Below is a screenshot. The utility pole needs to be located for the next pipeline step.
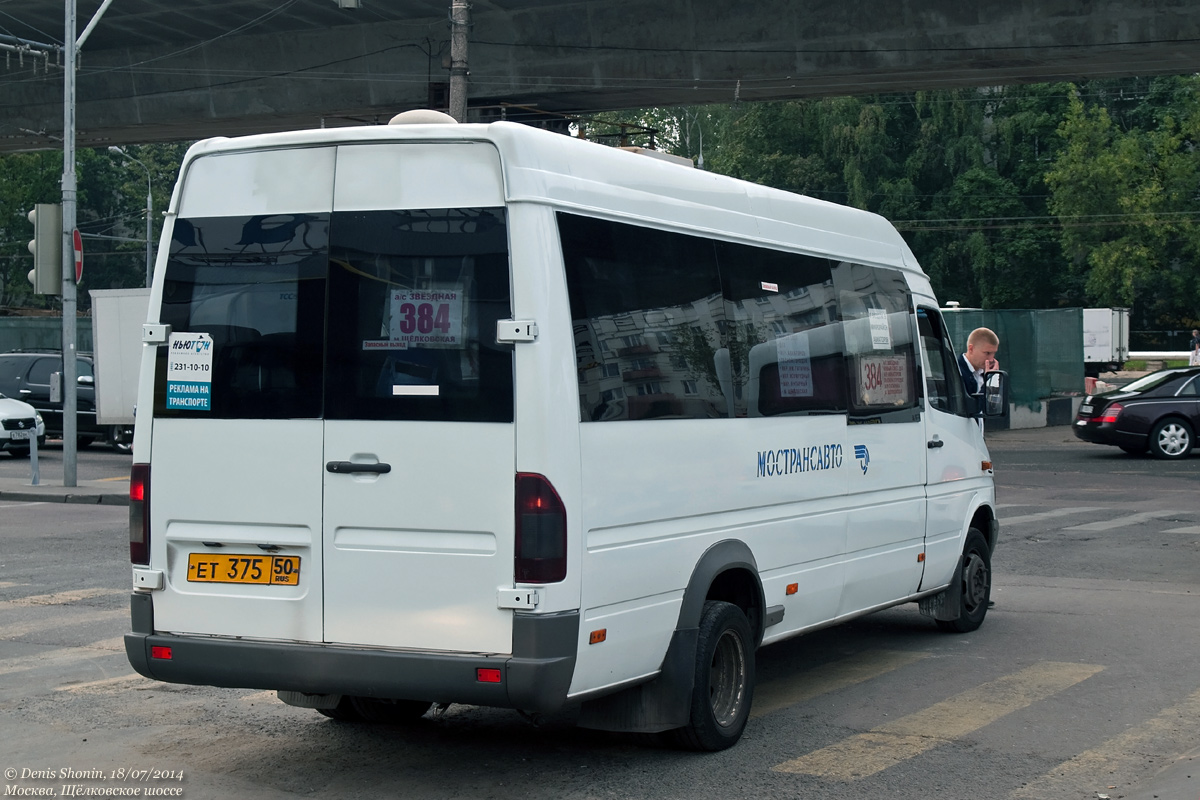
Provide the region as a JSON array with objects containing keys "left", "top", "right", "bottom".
[
  {"left": 448, "top": 0, "right": 470, "bottom": 121},
  {"left": 61, "top": 0, "right": 78, "bottom": 486},
  {"left": 58, "top": 0, "right": 113, "bottom": 486}
]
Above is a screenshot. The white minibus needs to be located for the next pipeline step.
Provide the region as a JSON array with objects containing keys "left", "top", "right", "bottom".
[{"left": 124, "top": 112, "right": 1007, "bottom": 751}]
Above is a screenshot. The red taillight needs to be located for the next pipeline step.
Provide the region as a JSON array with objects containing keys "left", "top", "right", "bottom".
[
  {"left": 129, "top": 463, "right": 150, "bottom": 565},
  {"left": 476, "top": 668, "right": 502, "bottom": 683},
  {"left": 515, "top": 473, "right": 566, "bottom": 584},
  {"left": 150, "top": 646, "right": 172, "bottom": 660},
  {"left": 1097, "top": 403, "right": 1123, "bottom": 424}
]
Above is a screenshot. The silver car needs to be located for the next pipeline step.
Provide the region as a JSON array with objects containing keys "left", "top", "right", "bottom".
[{"left": 0, "top": 391, "right": 46, "bottom": 457}]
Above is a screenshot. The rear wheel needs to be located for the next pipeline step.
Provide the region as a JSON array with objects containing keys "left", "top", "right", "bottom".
[
  {"left": 671, "top": 600, "right": 755, "bottom": 751},
  {"left": 1148, "top": 418, "right": 1193, "bottom": 460},
  {"left": 936, "top": 529, "right": 991, "bottom": 633}
]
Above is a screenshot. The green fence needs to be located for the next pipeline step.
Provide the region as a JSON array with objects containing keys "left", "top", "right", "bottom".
[{"left": 943, "top": 308, "right": 1084, "bottom": 408}]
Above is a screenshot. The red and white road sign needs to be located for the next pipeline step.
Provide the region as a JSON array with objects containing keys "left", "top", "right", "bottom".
[{"left": 72, "top": 228, "right": 83, "bottom": 282}]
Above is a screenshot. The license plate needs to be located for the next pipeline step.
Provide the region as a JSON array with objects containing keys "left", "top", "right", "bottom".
[
  {"left": 187, "top": 553, "right": 300, "bottom": 586},
  {"left": 1079, "top": 404, "right": 1093, "bottom": 415},
  {"left": 10, "top": 430, "right": 32, "bottom": 440}
]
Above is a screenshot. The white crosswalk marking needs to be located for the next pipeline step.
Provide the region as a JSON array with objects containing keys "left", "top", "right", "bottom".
[
  {"left": 0, "top": 608, "right": 125, "bottom": 640},
  {"left": 1163, "top": 525, "right": 1200, "bottom": 534},
  {"left": 0, "top": 637, "right": 125, "bottom": 676},
  {"left": 1064, "top": 510, "right": 1186, "bottom": 531},
  {"left": 773, "top": 662, "right": 1104, "bottom": 780},
  {"left": 3, "top": 588, "right": 124, "bottom": 607},
  {"left": 1009, "top": 686, "right": 1200, "bottom": 799},
  {"left": 1002, "top": 507, "right": 1103, "bottom": 525}
]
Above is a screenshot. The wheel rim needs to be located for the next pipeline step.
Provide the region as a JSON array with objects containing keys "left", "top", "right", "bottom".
[
  {"left": 708, "top": 629, "right": 747, "bottom": 728},
  {"left": 961, "top": 550, "right": 990, "bottom": 613},
  {"left": 1156, "top": 423, "right": 1190, "bottom": 457}
]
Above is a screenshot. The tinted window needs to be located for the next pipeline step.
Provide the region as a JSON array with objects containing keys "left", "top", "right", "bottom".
[
  {"left": 560, "top": 213, "right": 727, "bottom": 421},
  {"left": 561, "top": 213, "right": 920, "bottom": 424},
  {"left": 717, "top": 243, "right": 847, "bottom": 418},
  {"left": 325, "top": 208, "right": 513, "bottom": 423},
  {"left": 155, "top": 209, "right": 513, "bottom": 423},
  {"left": 155, "top": 215, "right": 328, "bottom": 418},
  {"left": 833, "top": 262, "right": 919, "bottom": 423}
]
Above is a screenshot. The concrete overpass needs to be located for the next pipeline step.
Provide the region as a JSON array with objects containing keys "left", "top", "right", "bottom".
[{"left": 2, "top": 0, "right": 1199, "bottom": 152}]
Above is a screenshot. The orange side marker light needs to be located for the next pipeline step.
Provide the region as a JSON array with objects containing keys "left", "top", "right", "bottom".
[{"left": 589, "top": 629, "right": 607, "bottom": 645}]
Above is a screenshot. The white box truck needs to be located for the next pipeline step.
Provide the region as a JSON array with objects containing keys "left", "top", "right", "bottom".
[{"left": 1083, "top": 307, "right": 1130, "bottom": 378}]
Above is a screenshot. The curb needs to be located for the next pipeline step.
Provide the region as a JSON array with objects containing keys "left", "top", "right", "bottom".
[{"left": 0, "top": 489, "right": 128, "bottom": 506}]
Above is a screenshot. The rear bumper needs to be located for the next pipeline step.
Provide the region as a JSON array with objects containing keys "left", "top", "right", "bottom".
[
  {"left": 1072, "top": 420, "right": 1144, "bottom": 449},
  {"left": 124, "top": 593, "right": 578, "bottom": 714}
]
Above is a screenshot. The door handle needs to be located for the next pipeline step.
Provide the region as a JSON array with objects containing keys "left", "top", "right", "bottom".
[
  {"left": 927, "top": 439, "right": 944, "bottom": 449},
  {"left": 326, "top": 461, "right": 392, "bottom": 475}
]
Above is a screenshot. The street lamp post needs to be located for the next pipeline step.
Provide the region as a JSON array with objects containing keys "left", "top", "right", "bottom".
[{"left": 108, "top": 146, "right": 152, "bottom": 286}]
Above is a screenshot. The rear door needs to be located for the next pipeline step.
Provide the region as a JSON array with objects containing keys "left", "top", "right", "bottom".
[
  {"left": 149, "top": 146, "right": 335, "bottom": 643},
  {"left": 320, "top": 143, "right": 516, "bottom": 653}
]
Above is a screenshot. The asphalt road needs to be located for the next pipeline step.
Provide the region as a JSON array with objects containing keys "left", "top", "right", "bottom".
[{"left": 1, "top": 426, "right": 1198, "bottom": 800}]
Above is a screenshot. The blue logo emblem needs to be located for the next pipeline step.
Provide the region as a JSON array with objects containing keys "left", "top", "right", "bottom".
[{"left": 853, "top": 444, "right": 870, "bottom": 474}]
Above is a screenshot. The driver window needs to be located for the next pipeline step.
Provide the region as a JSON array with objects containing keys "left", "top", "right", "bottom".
[{"left": 916, "top": 308, "right": 970, "bottom": 417}]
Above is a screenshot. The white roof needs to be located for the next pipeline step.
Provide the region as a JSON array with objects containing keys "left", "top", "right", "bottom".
[{"left": 180, "top": 120, "right": 926, "bottom": 277}]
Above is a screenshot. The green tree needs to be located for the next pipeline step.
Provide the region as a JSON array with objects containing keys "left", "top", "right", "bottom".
[
  {"left": 0, "top": 143, "right": 187, "bottom": 313},
  {"left": 1045, "top": 81, "right": 1200, "bottom": 327}
]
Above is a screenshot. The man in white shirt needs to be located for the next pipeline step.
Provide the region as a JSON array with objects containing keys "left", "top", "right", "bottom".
[{"left": 957, "top": 327, "right": 1000, "bottom": 416}]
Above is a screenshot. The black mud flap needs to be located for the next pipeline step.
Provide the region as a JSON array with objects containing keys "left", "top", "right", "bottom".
[
  {"left": 576, "top": 628, "right": 697, "bottom": 733},
  {"left": 919, "top": 553, "right": 964, "bottom": 622}
]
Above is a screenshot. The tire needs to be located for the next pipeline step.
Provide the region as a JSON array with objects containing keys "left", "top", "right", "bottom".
[
  {"left": 346, "top": 696, "right": 430, "bottom": 724},
  {"left": 1148, "top": 418, "right": 1193, "bottom": 460},
  {"left": 671, "top": 600, "right": 755, "bottom": 751},
  {"left": 936, "top": 528, "right": 992, "bottom": 633},
  {"left": 108, "top": 425, "right": 133, "bottom": 454}
]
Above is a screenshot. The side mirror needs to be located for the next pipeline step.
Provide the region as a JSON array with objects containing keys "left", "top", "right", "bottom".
[{"left": 983, "top": 370, "right": 1008, "bottom": 417}]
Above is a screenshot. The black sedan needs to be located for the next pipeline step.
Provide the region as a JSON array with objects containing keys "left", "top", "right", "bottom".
[{"left": 1073, "top": 366, "right": 1200, "bottom": 459}]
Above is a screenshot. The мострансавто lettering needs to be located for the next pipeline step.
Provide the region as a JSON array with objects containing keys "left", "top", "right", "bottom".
[{"left": 756, "top": 444, "right": 843, "bottom": 477}]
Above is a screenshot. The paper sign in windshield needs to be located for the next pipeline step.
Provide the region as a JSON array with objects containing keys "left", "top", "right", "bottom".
[
  {"left": 869, "top": 308, "right": 892, "bottom": 349},
  {"left": 364, "top": 289, "right": 464, "bottom": 350},
  {"left": 166, "top": 332, "right": 214, "bottom": 410},
  {"left": 859, "top": 354, "right": 909, "bottom": 405},
  {"left": 776, "top": 332, "right": 814, "bottom": 398}
]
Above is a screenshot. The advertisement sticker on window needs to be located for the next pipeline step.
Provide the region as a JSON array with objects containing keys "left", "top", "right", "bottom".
[{"left": 166, "top": 332, "right": 214, "bottom": 410}]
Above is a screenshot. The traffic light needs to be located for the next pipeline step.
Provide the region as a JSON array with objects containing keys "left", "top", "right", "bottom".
[{"left": 27, "top": 203, "right": 63, "bottom": 295}]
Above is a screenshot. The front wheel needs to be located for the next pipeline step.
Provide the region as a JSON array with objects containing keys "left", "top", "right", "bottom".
[
  {"left": 671, "top": 600, "right": 755, "bottom": 751},
  {"left": 1148, "top": 418, "right": 1193, "bottom": 460},
  {"left": 936, "top": 529, "right": 992, "bottom": 633}
]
